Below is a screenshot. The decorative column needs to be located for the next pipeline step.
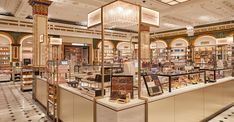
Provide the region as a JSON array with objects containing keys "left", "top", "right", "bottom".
[
  {"left": 140, "top": 25, "right": 151, "bottom": 71},
  {"left": 29, "top": 0, "right": 52, "bottom": 68},
  {"left": 11, "top": 44, "right": 20, "bottom": 62}
]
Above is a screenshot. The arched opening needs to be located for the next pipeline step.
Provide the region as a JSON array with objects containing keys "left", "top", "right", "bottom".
[
  {"left": 170, "top": 38, "right": 189, "bottom": 67},
  {"left": 0, "top": 34, "right": 13, "bottom": 82},
  {"left": 170, "top": 38, "right": 189, "bottom": 48},
  {"left": 151, "top": 40, "right": 168, "bottom": 63},
  {"left": 0, "top": 34, "right": 12, "bottom": 65},
  {"left": 150, "top": 40, "right": 167, "bottom": 49},
  {"left": 194, "top": 36, "right": 216, "bottom": 46},
  {"left": 20, "top": 35, "right": 33, "bottom": 65},
  {"left": 193, "top": 36, "right": 217, "bottom": 69},
  {"left": 116, "top": 42, "right": 134, "bottom": 62}
]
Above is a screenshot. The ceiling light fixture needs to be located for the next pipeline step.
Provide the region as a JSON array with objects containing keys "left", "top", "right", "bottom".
[
  {"left": 168, "top": 1, "right": 178, "bottom": 5},
  {"left": 198, "top": 16, "right": 214, "bottom": 22},
  {"left": 0, "top": 7, "right": 6, "bottom": 13},
  {"left": 163, "top": 23, "right": 181, "bottom": 28},
  {"left": 103, "top": 1, "right": 139, "bottom": 28},
  {"left": 160, "top": 0, "right": 188, "bottom": 6}
]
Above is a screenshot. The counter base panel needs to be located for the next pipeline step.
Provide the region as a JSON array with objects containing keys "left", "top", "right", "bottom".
[
  {"left": 59, "top": 87, "right": 94, "bottom": 122},
  {"left": 35, "top": 78, "right": 47, "bottom": 108},
  {"left": 148, "top": 79, "right": 234, "bottom": 122},
  {"left": 96, "top": 104, "right": 145, "bottom": 122}
]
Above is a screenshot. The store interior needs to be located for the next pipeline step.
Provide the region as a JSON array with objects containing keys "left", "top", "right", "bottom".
[{"left": 0, "top": 0, "right": 233, "bottom": 122}]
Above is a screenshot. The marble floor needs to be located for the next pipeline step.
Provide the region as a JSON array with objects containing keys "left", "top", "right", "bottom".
[
  {"left": 0, "top": 82, "right": 50, "bottom": 122},
  {"left": 209, "top": 106, "right": 234, "bottom": 122}
]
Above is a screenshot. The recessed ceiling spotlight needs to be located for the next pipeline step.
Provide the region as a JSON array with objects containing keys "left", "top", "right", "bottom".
[
  {"left": 163, "top": 23, "right": 181, "bottom": 28},
  {"left": 198, "top": 16, "right": 213, "bottom": 22},
  {"left": 0, "top": 7, "right": 6, "bottom": 13}
]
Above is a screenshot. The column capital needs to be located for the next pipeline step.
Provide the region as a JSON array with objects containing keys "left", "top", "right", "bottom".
[
  {"left": 140, "top": 24, "right": 150, "bottom": 32},
  {"left": 28, "top": 0, "right": 52, "bottom": 16}
]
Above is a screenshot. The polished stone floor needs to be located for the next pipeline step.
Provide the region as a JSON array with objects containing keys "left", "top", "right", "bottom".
[
  {"left": 209, "top": 106, "right": 234, "bottom": 122},
  {"left": 0, "top": 82, "right": 50, "bottom": 122}
]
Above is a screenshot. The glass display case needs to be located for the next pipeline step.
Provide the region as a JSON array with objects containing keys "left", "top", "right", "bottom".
[
  {"left": 196, "top": 45, "right": 233, "bottom": 82},
  {"left": 201, "top": 68, "right": 232, "bottom": 82},
  {"left": 156, "top": 70, "right": 206, "bottom": 92}
]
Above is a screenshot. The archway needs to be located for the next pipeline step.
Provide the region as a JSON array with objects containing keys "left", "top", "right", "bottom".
[
  {"left": 194, "top": 35, "right": 216, "bottom": 46},
  {"left": 170, "top": 38, "right": 189, "bottom": 48},
  {"left": 20, "top": 35, "right": 33, "bottom": 63},
  {"left": 193, "top": 35, "right": 217, "bottom": 68},
  {"left": 150, "top": 40, "right": 167, "bottom": 49},
  {"left": 116, "top": 42, "right": 134, "bottom": 62},
  {"left": 0, "top": 33, "right": 13, "bottom": 65}
]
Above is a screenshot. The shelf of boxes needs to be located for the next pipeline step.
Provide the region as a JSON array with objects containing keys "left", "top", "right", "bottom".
[{"left": 21, "top": 66, "right": 33, "bottom": 91}]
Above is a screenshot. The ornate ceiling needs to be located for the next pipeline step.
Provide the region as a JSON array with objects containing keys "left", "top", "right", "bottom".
[{"left": 0, "top": 0, "right": 233, "bottom": 33}]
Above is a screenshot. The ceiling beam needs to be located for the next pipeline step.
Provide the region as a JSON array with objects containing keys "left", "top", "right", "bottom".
[{"left": 15, "top": 0, "right": 30, "bottom": 18}]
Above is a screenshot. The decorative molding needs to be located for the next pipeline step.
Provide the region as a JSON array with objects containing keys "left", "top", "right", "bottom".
[
  {"left": 151, "top": 22, "right": 234, "bottom": 38},
  {"left": 28, "top": 0, "right": 52, "bottom": 16},
  {"left": 0, "top": 16, "right": 136, "bottom": 42}
]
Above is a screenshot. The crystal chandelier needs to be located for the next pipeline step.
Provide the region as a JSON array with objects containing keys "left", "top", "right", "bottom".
[{"left": 103, "top": 1, "right": 139, "bottom": 29}]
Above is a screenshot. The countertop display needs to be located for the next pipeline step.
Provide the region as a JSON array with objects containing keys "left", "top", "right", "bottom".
[
  {"left": 59, "top": 84, "right": 94, "bottom": 101},
  {"left": 146, "top": 76, "right": 234, "bottom": 102},
  {"left": 58, "top": 76, "right": 234, "bottom": 110}
]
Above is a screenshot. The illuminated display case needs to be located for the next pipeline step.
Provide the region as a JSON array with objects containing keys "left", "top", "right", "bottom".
[{"left": 156, "top": 70, "right": 206, "bottom": 92}]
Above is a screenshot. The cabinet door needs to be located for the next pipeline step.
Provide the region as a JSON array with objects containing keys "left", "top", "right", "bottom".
[
  {"left": 59, "top": 88, "right": 74, "bottom": 122},
  {"left": 148, "top": 97, "right": 174, "bottom": 122},
  {"left": 74, "top": 95, "right": 93, "bottom": 122}
]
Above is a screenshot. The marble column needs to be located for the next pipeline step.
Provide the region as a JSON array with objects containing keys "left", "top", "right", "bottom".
[{"left": 29, "top": 0, "right": 52, "bottom": 68}]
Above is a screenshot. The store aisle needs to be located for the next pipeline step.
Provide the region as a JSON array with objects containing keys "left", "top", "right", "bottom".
[
  {"left": 0, "top": 82, "right": 50, "bottom": 122},
  {"left": 209, "top": 106, "right": 234, "bottom": 122}
]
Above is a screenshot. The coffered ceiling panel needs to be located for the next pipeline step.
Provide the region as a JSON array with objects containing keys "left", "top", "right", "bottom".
[{"left": 0, "top": 0, "right": 233, "bottom": 33}]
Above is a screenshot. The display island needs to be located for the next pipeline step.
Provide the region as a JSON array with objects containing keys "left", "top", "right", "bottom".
[{"left": 57, "top": 75, "right": 234, "bottom": 122}]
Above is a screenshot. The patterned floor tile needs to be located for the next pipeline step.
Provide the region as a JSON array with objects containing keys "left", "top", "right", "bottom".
[{"left": 0, "top": 82, "right": 51, "bottom": 122}]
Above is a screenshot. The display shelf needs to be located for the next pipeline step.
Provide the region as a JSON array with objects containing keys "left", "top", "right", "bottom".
[
  {"left": 98, "top": 41, "right": 115, "bottom": 64},
  {"left": 0, "top": 66, "right": 12, "bottom": 82},
  {"left": 193, "top": 46, "right": 216, "bottom": 69},
  {"left": 118, "top": 49, "right": 133, "bottom": 62},
  {"left": 0, "top": 47, "right": 10, "bottom": 65},
  {"left": 99, "top": 49, "right": 114, "bottom": 63},
  {"left": 47, "top": 44, "right": 70, "bottom": 121},
  {"left": 21, "top": 66, "right": 33, "bottom": 91},
  {"left": 13, "top": 66, "right": 21, "bottom": 82}
]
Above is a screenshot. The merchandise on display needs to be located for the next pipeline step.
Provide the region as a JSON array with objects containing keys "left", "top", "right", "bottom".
[{"left": 0, "top": 0, "right": 233, "bottom": 122}]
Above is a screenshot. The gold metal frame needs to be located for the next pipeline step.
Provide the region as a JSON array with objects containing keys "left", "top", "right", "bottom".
[{"left": 88, "top": 1, "right": 159, "bottom": 121}]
